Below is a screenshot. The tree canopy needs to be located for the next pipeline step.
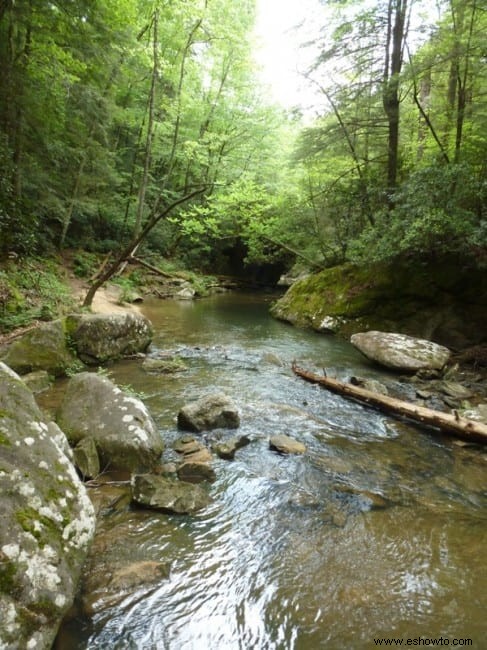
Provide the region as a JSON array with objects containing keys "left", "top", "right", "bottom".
[{"left": 0, "top": 0, "right": 485, "bottom": 273}]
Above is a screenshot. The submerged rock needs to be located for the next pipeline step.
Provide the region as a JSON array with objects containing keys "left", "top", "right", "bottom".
[
  {"left": 269, "top": 434, "right": 306, "bottom": 455},
  {"left": 177, "top": 393, "right": 240, "bottom": 432},
  {"left": 131, "top": 473, "right": 211, "bottom": 514},
  {"left": 142, "top": 356, "right": 187, "bottom": 373},
  {"left": 0, "top": 362, "right": 95, "bottom": 650},
  {"left": 57, "top": 372, "right": 163, "bottom": 472},
  {"left": 65, "top": 312, "right": 153, "bottom": 364},
  {"left": 351, "top": 331, "right": 451, "bottom": 372},
  {"left": 213, "top": 435, "right": 251, "bottom": 460}
]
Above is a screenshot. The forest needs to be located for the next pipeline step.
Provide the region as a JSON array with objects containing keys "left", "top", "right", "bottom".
[{"left": 0, "top": 0, "right": 486, "bottom": 287}]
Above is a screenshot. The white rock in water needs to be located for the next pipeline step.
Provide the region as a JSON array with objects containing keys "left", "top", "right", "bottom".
[{"left": 350, "top": 331, "right": 451, "bottom": 372}]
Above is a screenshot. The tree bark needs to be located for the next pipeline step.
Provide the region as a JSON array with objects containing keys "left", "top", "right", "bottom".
[{"left": 292, "top": 363, "right": 487, "bottom": 444}]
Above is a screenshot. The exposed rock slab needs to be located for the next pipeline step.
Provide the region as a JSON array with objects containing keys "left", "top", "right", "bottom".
[
  {"left": 177, "top": 393, "right": 240, "bottom": 432},
  {"left": 57, "top": 372, "right": 163, "bottom": 472},
  {"left": 131, "top": 473, "right": 211, "bottom": 514},
  {"left": 269, "top": 434, "right": 306, "bottom": 454},
  {"left": 66, "top": 312, "right": 153, "bottom": 364},
  {"left": 0, "top": 363, "right": 95, "bottom": 650},
  {"left": 351, "top": 331, "right": 451, "bottom": 372}
]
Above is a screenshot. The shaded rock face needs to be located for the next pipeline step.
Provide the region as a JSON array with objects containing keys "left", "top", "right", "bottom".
[
  {"left": 0, "top": 320, "right": 77, "bottom": 376},
  {"left": 0, "top": 363, "right": 96, "bottom": 650},
  {"left": 271, "top": 261, "right": 487, "bottom": 348},
  {"left": 351, "top": 331, "right": 451, "bottom": 372},
  {"left": 177, "top": 393, "right": 240, "bottom": 432},
  {"left": 131, "top": 473, "right": 211, "bottom": 514},
  {"left": 57, "top": 372, "right": 163, "bottom": 472},
  {"left": 66, "top": 312, "right": 153, "bottom": 364}
]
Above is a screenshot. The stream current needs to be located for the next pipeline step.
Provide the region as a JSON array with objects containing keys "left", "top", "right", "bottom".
[{"left": 55, "top": 293, "right": 486, "bottom": 649}]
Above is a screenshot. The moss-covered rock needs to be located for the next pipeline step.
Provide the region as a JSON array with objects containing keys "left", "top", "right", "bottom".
[
  {"left": 270, "top": 261, "right": 487, "bottom": 348},
  {"left": 0, "top": 362, "right": 95, "bottom": 650},
  {"left": 0, "top": 320, "right": 77, "bottom": 377},
  {"left": 65, "top": 312, "right": 153, "bottom": 364}
]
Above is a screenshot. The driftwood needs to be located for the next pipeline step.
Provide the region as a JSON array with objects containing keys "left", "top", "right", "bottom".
[{"left": 292, "top": 362, "right": 487, "bottom": 444}]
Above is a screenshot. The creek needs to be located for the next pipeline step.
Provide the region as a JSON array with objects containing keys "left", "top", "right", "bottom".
[{"left": 54, "top": 293, "right": 486, "bottom": 648}]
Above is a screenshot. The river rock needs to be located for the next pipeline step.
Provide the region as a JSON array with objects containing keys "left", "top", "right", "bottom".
[
  {"left": 269, "top": 434, "right": 306, "bottom": 454},
  {"left": 0, "top": 319, "right": 77, "bottom": 376},
  {"left": 177, "top": 393, "right": 240, "bottom": 432},
  {"left": 177, "top": 461, "right": 216, "bottom": 484},
  {"left": 350, "top": 331, "right": 451, "bottom": 372},
  {"left": 350, "top": 376, "right": 389, "bottom": 395},
  {"left": 142, "top": 356, "right": 187, "bottom": 373},
  {"left": 131, "top": 473, "right": 211, "bottom": 514},
  {"left": 212, "top": 435, "right": 251, "bottom": 460},
  {"left": 73, "top": 437, "right": 100, "bottom": 480},
  {"left": 0, "top": 362, "right": 96, "bottom": 650},
  {"left": 57, "top": 372, "right": 163, "bottom": 472},
  {"left": 65, "top": 312, "right": 153, "bottom": 364},
  {"left": 21, "top": 370, "right": 52, "bottom": 394}
]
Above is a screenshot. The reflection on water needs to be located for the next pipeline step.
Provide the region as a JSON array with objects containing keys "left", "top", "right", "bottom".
[{"left": 55, "top": 294, "right": 487, "bottom": 649}]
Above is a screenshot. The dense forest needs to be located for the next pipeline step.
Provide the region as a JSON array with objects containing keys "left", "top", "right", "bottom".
[{"left": 0, "top": 0, "right": 486, "bottom": 280}]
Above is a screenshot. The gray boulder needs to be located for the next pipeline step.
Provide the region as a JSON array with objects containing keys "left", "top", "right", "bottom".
[
  {"left": 0, "top": 363, "right": 95, "bottom": 650},
  {"left": 131, "top": 473, "right": 211, "bottom": 514},
  {"left": 0, "top": 320, "right": 77, "bottom": 376},
  {"left": 177, "top": 393, "right": 240, "bottom": 432},
  {"left": 57, "top": 372, "right": 163, "bottom": 472},
  {"left": 65, "top": 312, "right": 153, "bottom": 364},
  {"left": 351, "top": 331, "right": 451, "bottom": 372}
]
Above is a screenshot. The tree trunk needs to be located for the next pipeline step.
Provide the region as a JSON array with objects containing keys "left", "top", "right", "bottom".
[
  {"left": 82, "top": 187, "right": 206, "bottom": 307},
  {"left": 382, "top": 0, "right": 408, "bottom": 201},
  {"left": 292, "top": 363, "right": 487, "bottom": 444},
  {"left": 133, "top": 9, "right": 159, "bottom": 237}
]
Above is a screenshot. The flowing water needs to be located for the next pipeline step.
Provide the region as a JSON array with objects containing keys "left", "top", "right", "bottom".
[{"left": 55, "top": 293, "right": 486, "bottom": 649}]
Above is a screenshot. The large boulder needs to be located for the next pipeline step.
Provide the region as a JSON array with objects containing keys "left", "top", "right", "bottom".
[
  {"left": 177, "top": 393, "right": 240, "bottom": 432},
  {"left": 0, "top": 363, "right": 95, "bottom": 650},
  {"left": 270, "top": 261, "right": 487, "bottom": 349},
  {"left": 57, "top": 372, "right": 163, "bottom": 472},
  {"left": 0, "top": 320, "right": 77, "bottom": 376},
  {"left": 65, "top": 312, "right": 153, "bottom": 364},
  {"left": 350, "top": 331, "right": 451, "bottom": 372}
]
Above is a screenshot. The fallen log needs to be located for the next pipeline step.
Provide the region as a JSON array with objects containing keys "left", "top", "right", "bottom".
[{"left": 291, "top": 362, "right": 487, "bottom": 444}]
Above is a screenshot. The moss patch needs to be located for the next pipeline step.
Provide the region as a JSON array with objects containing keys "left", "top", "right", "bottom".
[{"left": 15, "top": 507, "right": 61, "bottom": 548}]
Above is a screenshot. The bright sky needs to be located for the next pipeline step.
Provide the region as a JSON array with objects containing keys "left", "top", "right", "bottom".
[{"left": 253, "top": 0, "right": 322, "bottom": 110}]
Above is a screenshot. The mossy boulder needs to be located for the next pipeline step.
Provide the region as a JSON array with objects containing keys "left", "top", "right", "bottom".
[
  {"left": 0, "top": 362, "right": 96, "bottom": 650},
  {"left": 65, "top": 312, "right": 153, "bottom": 364},
  {"left": 0, "top": 320, "right": 77, "bottom": 377},
  {"left": 57, "top": 372, "right": 163, "bottom": 472},
  {"left": 270, "top": 261, "right": 487, "bottom": 348}
]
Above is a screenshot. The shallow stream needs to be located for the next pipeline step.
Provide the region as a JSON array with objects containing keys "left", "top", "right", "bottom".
[{"left": 54, "top": 293, "right": 486, "bottom": 648}]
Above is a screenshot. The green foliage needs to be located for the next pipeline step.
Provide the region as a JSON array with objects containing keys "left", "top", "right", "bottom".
[
  {"left": 0, "top": 258, "right": 75, "bottom": 332},
  {"left": 350, "top": 163, "right": 485, "bottom": 263}
]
